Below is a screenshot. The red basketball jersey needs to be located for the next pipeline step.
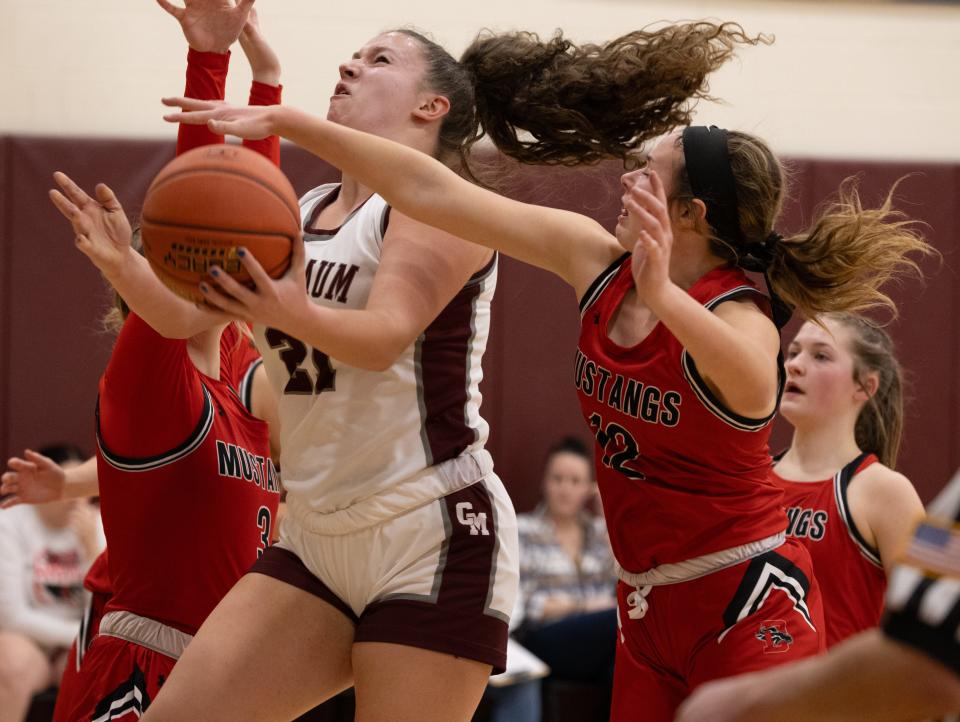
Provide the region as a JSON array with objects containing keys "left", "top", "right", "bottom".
[
  {"left": 95, "top": 313, "right": 280, "bottom": 634},
  {"left": 577, "top": 256, "right": 786, "bottom": 572},
  {"left": 220, "top": 322, "right": 263, "bottom": 413},
  {"left": 83, "top": 549, "right": 111, "bottom": 595},
  {"left": 773, "top": 452, "right": 885, "bottom": 646}
]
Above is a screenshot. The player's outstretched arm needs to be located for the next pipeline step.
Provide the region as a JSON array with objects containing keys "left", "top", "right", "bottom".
[
  {"left": 48, "top": 172, "right": 228, "bottom": 338},
  {"left": 620, "top": 170, "right": 781, "bottom": 420},
  {"left": 674, "top": 629, "right": 960, "bottom": 722},
  {"left": 1, "top": 453, "right": 98, "bottom": 508},
  {"left": 161, "top": 101, "right": 624, "bottom": 298},
  {"left": 239, "top": 8, "right": 282, "bottom": 165},
  {"left": 239, "top": 8, "right": 280, "bottom": 88},
  {"left": 197, "top": 208, "right": 489, "bottom": 371}
]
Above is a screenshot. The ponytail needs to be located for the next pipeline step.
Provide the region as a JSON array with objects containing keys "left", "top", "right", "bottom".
[{"left": 460, "top": 23, "right": 770, "bottom": 166}]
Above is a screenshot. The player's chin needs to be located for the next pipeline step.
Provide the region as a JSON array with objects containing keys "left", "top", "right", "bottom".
[
  {"left": 613, "top": 223, "right": 634, "bottom": 253},
  {"left": 777, "top": 392, "right": 811, "bottom": 422}
]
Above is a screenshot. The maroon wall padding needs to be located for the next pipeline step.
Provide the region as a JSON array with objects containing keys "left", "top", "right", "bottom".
[
  {"left": 1, "top": 138, "right": 10, "bottom": 466},
  {"left": 0, "top": 136, "right": 956, "bottom": 513}
]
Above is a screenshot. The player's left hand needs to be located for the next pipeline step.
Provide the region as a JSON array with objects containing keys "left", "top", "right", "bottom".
[
  {"left": 623, "top": 170, "right": 674, "bottom": 305},
  {"left": 1, "top": 450, "right": 68, "bottom": 509},
  {"left": 162, "top": 97, "right": 276, "bottom": 140},
  {"left": 198, "top": 233, "right": 311, "bottom": 333},
  {"left": 238, "top": 7, "right": 281, "bottom": 86}
]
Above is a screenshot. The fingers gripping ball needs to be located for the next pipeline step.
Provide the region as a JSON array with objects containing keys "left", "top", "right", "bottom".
[{"left": 141, "top": 145, "right": 301, "bottom": 303}]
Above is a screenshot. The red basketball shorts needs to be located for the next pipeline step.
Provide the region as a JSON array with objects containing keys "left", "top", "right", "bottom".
[{"left": 612, "top": 539, "right": 825, "bottom": 722}]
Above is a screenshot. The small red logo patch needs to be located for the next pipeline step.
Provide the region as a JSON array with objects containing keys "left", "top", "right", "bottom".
[{"left": 754, "top": 619, "right": 793, "bottom": 654}]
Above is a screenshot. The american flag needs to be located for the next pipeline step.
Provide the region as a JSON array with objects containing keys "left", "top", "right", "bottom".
[{"left": 902, "top": 522, "right": 960, "bottom": 578}]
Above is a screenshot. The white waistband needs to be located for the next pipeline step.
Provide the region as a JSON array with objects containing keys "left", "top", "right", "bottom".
[
  {"left": 99, "top": 611, "right": 193, "bottom": 660},
  {"left": 617, "top": 532, "right": 786, "bottom": 587},
  {"left": 288, "top": 448, "right": 495, "bottom": 535}
]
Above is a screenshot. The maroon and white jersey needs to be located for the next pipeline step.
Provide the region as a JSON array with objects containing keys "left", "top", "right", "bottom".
[
  {"left": 577, "top": 255, "right": 786, "bottom": 572},
  {"left": 255, "top": 185, "right": 496, "bottom": 533},
  {"left": 96, "top": 313, "right": 280, "bottom": 635},
  {"left": 773, "top": 452, "right": 886, "bottom": 646}
]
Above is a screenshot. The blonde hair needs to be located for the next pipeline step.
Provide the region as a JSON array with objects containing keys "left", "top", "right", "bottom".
[{"left": 823, "top": 313, "right": 905, "bottom": 468}]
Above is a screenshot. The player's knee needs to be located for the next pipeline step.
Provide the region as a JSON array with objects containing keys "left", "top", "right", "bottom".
[{"left": 0, "top": 632, "right": 52, "bottom": 695}]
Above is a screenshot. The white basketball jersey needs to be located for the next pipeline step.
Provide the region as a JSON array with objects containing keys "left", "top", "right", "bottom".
[{"left": 255, "top": 184, "right": 497, "bottom": 531}]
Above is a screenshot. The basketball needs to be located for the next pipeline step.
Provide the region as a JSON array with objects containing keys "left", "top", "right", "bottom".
[{"left": 140, "top": 144, "right": 301, "bottom": 303}]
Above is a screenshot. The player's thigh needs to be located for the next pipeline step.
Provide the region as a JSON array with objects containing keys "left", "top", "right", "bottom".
[
  {"left": 352, "top": 641, "right": 491, "bottom": 722},
  {"left": 611, "top": 636, "right": 686, "bottom": 722},
  {"left": 0, "top": 631, "right": 51, "bottom": 695},
  {"left": 143, "top": 572, "right": 355, "bottom": 722}
]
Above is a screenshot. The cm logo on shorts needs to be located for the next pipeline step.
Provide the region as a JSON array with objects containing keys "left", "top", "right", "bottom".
[{"left": 455, "top": 502, "right": 490, "bottom": 536}]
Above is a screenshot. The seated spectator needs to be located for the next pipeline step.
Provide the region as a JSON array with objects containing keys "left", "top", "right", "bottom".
[
  {"left": 516, "top": 437, "right": 617, "bottom": 690},
  {"left": 0, "top": 444, "right": 104, "bottom": 722}
]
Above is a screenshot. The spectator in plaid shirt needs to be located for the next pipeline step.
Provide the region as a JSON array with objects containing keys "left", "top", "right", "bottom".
[{"left": 516, "top": 437, "right": 617, "bottom": 690}]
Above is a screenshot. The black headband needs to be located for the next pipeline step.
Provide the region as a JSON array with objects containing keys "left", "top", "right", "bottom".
[
  {"left": 681, "top": 125, "right": 792, "bottom": 330},
  {"left": 681, "top": 126, "right": 744, "bottom": 247}
]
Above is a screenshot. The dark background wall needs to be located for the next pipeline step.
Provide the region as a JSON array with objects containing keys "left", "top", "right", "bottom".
[{"left": 0, "top": 136, "right": 956, "bottom": 511}]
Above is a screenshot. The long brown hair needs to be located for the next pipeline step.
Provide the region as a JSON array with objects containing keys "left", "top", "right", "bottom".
[
  {"left": 670, "top": 132, "right": 933, "bottom": 320},
  {"left": 824, "top": 313, "right": 905, "bottom": 468},
  {"left": 460, "top": 23, "right": 770, "bottom": 167}
]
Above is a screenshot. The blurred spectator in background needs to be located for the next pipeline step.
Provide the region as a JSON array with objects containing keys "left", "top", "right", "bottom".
[
  {"left": 516, "top": 437, "right": 617, "bottom": 697},
  {"left": 0, "top": 444, "right": 104, "bottom": 722}
]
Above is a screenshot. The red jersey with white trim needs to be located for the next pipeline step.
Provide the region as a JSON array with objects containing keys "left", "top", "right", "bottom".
[
  {"left": 221, "top": 323, "right": 263, "bottom": 413},
  {"left": 95, "top": 313, "right": 280, "bottom": 635},
  {"left": 773, "top": 452, "right": 885, "bottom": 646},
  {"left": 79, "top": 329, "right": 262, "bottom": 605},
  {"left": 576, "top": 256, "right": 786, "bottom": 572}
]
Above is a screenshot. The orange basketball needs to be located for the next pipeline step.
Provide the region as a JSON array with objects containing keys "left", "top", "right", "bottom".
[{"left": 141, "top": 145, "right": 301, "bottom": 304}]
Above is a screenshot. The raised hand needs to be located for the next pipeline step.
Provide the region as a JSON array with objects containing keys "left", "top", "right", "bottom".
[
  {"left": 239, "top": 7, "right": 281, "bottom": 86},
  {"left": 157, "top": 0, "right": 256, "bottom": 54},
  {"left": 162, "top": 97, "right": 277, "bottom": 139},
  {"left": 49, "top": 172, "right": 134, "bottom": 278},
  {"left": 622, "top": 170, "right": 674, "bottom": 303},
  {"left": 1, "top": 450, "right": 68, "bottom": 509}
]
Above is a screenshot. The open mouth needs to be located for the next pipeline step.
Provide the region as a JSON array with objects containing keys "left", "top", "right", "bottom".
[
  {"left": 333, "top": 83, "right": 350, "bottom": 96},
  {"left": 784, "top": 381, "right": 804, "bottom": 395}
]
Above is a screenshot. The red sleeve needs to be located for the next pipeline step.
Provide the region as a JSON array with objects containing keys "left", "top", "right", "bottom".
[
  {"left": 98, "top": 314, "right": 205, "bottom": 457},
  {"left": 242, "top": 81, "right": 282, "bottom": 166},
  {"left": 176, "top": 48, "right": 230, "bottom": 156}
]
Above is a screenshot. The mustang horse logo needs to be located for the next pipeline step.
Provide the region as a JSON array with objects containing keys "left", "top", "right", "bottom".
[{"left": 755, "top": 620, "right": 794, "bottom": 654}]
